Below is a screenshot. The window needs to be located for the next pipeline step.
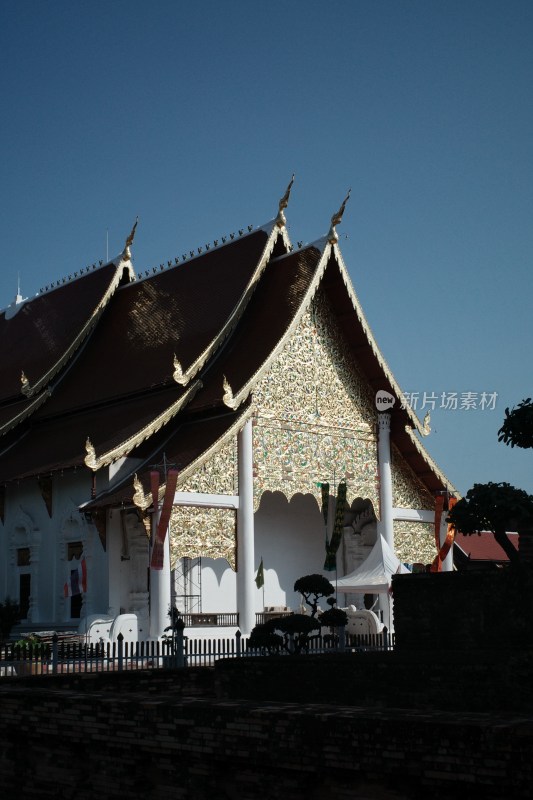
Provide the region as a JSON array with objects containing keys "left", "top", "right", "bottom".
[
  {"left": 17, "top": 547, "right": 30, "bottom": 566},
  {"left": 67, "top": 541, "right": 83, "bottom": 561}
]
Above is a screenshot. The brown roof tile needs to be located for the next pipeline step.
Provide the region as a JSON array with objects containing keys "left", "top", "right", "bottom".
[
  {"left": 38, "top": 230, "right": 270, "bottom": 416},
  {"left": 85, "top": 406, "right": 248, "bottom": 509},
  {"left": 187, "top": 245, "right": 322, "bottom": 411},
  {"left": 0, "top": 261, "right": 126, "bottom": 404},
  {"left": 0, "top": 386, "right": 187, "bottom": 483}
]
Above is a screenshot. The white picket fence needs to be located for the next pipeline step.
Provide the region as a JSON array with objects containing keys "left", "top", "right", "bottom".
[{"left": 0, "top": 628, "right": 393, "bottom": 678}]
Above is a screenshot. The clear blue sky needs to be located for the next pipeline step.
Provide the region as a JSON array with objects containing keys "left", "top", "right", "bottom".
[{"left": 1, "top": 0, "right": 532, "bottom": 496}]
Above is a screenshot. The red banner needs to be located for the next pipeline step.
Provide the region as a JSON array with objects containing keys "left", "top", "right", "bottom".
[
  {"left": 430, "top": 496, "right": 457, "bottom": 572},
  {"left": 157, "top": 469, "right": 179, "bottom": 541},
  {"left": 150, "top": 469, "right": 179, "bottom": 570}
]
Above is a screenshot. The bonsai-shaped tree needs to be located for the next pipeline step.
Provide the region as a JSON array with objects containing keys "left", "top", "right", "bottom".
[
  {"left": 0, "top": 597, "right": 20, "bottom": 643},
  {"left": 248, "top": 613, "right": 321, "bottom": 655},
  {"left": 447, "top": 482, "right": 533, "bottom": 564},
  {"left": 318, "top": 597, "right": 348, "bottom": 647},
  {"left": 247, "top": 573, "right": 335, "bottom": 655},
  {"left": 294, "top": 573, "right": 335, "bottom": 617},
  {"left": 498, "top": 398, "right": 533, "bottom": 450},
  {"left": 247, "top": 622, "right": 284, "bottom": 655}
]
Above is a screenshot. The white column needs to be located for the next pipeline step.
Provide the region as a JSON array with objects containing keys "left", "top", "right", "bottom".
[
  {"left": 377, "top": 412, "right": 394, "bottom": 552},
  {"left": 107, "top": 511, "right": 122, "bottom": 618},
  {"left": 149, "top": 513, "right": 172, "bottom": 641},
  {"left": 440, "top": 513, "right": 453, "bottom": 572},
  {"left": 237, "top": 419, "right": 255, "bottom": 635}
]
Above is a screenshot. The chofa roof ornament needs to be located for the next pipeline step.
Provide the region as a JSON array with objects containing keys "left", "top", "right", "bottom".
[
  {"left": 122, "top": 217, "right": 139, "bottom": 260},
  {"left": 327, "top": 189, "right": 351, "bottom": 244},
  {"left": 275, "top": 174, "right": 295, "bottom": 228}
]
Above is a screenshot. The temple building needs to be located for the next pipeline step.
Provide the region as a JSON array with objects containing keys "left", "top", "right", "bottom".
[{"left": 0, "top": 184, "right": 456, "bottom": 640}]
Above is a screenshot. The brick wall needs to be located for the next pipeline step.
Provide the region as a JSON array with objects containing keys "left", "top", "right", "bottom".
[
  {"left": 391, "top": 567, "right": 533, "bottom": 652},
  {"left": 0, "top": 674, "right": 532, "bottom": 800}
]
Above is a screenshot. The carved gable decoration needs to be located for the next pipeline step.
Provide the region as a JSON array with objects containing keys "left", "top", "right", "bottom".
[
  {"left": 252, "top": 292, "right": 379, "bottom": 512},
  {"left": 178, "top": 438, "right": 238, "bottom": 495},
  {"left": 391, "top": 443, "right": 435, "bottom": 564},
  {"left": 169, "top": 506, "right": 236, "bottom": 570},
  {"left": 167, "top": 432, "right": 238, "bottom": 570}
]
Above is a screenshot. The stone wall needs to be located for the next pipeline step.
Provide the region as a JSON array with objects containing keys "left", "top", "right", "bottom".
[
  {"left": 0, "top": 670, "right": 532, "bottom": 800},
  {"left": 391, "top": 567, "right": 533, "bottom": 652}
]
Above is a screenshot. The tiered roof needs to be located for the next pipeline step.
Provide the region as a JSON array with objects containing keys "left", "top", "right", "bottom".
[{"left": 0, "top": 190, "right": 456, "bottom": 509}]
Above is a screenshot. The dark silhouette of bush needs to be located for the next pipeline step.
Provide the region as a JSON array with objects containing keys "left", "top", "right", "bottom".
[{"left": 294, "top": 574, "right": 335, "bottom": 616}]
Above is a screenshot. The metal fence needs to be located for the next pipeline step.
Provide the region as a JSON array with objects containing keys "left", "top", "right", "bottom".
[{"left": 0, "top": 628, "right": 394, "bottom": 678}]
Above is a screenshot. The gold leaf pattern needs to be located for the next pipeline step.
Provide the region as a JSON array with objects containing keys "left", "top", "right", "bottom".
[
  {"left": 178, "top": 438, "right": 238, "bottom": 495},
  {"left": 169, "top": 506, "right": 236, "bottom": 569},
  {"left": 252, "top": 292, "right": 379, "bottom": 511}
]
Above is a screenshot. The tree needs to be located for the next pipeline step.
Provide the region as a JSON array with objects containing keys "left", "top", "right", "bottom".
[
  {"left": 319, "top": 599, "right": 348, "bottom": 647},
  {"left": 247, "top": 573, "right": 336, "bottom": 655},
  {"left": 498, "top": 398, "right": 533, "bottom": 450},
  {"left": 293, "top": 574, "right": 335, "bottom": 617},
  {"left": 248, "top": 614, "right": 321, "bottom": 655},
  {"left": 447, "top": 482, "right": 533, "bottom": 564}
]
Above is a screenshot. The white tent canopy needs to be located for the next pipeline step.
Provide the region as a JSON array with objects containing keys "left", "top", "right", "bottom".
[{"left": 336, "top": 534, "right": 410, "bottom": 595}]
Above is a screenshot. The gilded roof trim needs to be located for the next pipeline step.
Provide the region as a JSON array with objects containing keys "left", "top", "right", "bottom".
[
  {"left": 173, "top": 224, "right": 291, "bottom": 387},
  {"left": 331, "top": 243, "right": 427, "bottom": 437},
  {"left": 21, "top": 258, "right": 135, "bottom": 399},
  {"left": 333, "top": 242, "right": 459, "bottom": 493},
  {"left": 133, "top": 405, "right": 254, "bottom": 511},
  {"left": 0, "top": 389, "right": 51, "bottom": 437},
  {"left": 223, "top": 241, "right": 333, "bottom": 410},
  {"left": 84, "top": 379, "right": 202, "bottom": 471},
  {"left": 174, "top": 404, "right": 254, "bottom": 491},
  {"left": 404, "top": 425, "right": 459, "bottom": 497}
]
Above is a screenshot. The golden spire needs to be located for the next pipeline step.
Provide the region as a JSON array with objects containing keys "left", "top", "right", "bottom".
[
  {"left": 276, "top": 174, "right": 295, "bottom": 228},
  {"left": 123, "top": 217, "right": 139, "bottom": 259},
  {"left": 133, "top": 474, "right": 150, "bottom": 511},
  {"left": 84, "top": 437, "right": 98, "bottom": 470},
  {"left": 20, "top": 370, "right": 30, "bottom": 396},
  {"left": 327, "top": 189, "right": 351, "bottom": 243},
  {"left": 222, "top": 375, "right": 236, "bottom": 408},
  {"left": 173, "top": 354, "right": 189, "bottom": 386}
]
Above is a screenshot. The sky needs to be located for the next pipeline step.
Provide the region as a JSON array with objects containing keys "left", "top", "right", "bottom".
[{"left": 0, "top": 0, "right": 532, "bottom": 497}]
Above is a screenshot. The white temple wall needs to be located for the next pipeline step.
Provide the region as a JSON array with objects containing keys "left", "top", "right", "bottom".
[
  {"left": 254, "top": 491, "right": 327, "bottom": 613},
  {"left": 0, "top": 472, "right": 111, "bottom": 630},
  {"left": 197, "top": 558, "right": 237, "bottom": 614},
  {"left": 105, "top": 508, "right": 150, "bottom": 638}
]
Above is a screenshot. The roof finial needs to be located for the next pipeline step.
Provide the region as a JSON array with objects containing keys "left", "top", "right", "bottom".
[
  {"left": 123, "top": 217, "right": 139, "bottom": 259},
  {"left": 276, "top": 174, "right": 295, "bottom": 228},
  {"left": 84, "top": 437, "right": 98, "bottom": 471},
  {"left": 21, "top": 370, "right": 30, "bottom": 396},
  {"left": 327, "top": 189, "right": 351, "bottom": 243}
]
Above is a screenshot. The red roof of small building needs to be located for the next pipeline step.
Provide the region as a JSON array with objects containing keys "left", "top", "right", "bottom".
[{"left": 454, "top": 531, "right": 518, "bottom": 562}]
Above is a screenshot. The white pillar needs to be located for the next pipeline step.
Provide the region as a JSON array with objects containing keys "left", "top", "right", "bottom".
[
  {"left": 440, "top": 513, "right": 453, "bottom": 572},
  {"left": 149, "top": 513, "right": 172, "bottom": 641},
  {"left": 237, "top": 419, "right": 255, "bottom": 636},
  {"left": 377, "top": 412, "right": 394, "bottom": 552},
  {"left": 107, "top": 510, "right": 122, "bottom": 618}
]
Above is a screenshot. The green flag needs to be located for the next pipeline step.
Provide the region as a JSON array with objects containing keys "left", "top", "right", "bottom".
[
  {"left": 255, "top": 558, "right": 264, "bottom": 589},
  {"left": 324, "top": 481, "right": 347, "bottom": 571}
]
